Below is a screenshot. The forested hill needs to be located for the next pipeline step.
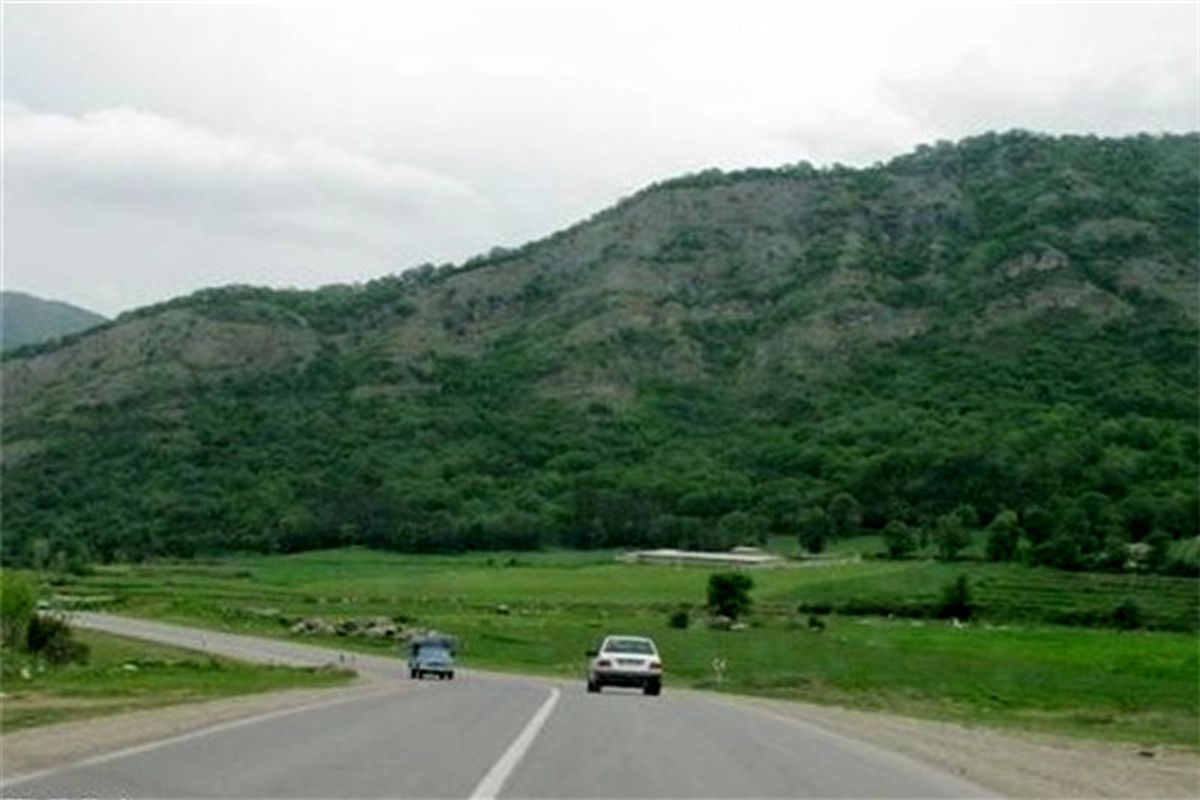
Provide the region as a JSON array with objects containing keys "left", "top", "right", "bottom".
[{"left": 2, "top": 131, "right": 1197, "bottom": 569}]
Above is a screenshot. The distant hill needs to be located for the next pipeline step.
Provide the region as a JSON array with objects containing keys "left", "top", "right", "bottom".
[
  {"left": 1, "top": 131, "right": 1196, "bottom": 569},
  {"left": 1, "top": 291, "right": 107, "bottom": 350}
]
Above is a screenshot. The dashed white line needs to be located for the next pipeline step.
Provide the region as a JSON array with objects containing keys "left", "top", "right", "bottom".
[{"left": 469, "top": 687, "right": 561, "bottom": 799}]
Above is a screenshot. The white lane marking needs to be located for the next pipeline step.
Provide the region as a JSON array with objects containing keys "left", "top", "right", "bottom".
[
  {"left": 0, "top": 685, "right": 398, "bottom": 792},
  {"left": 470, "top": 687, "right": 561, "bottom": 800}
]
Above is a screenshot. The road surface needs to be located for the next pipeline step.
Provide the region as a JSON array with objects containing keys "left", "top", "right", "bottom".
[{"left": 3, "top": 613, "right": 991, "bottom": 798}]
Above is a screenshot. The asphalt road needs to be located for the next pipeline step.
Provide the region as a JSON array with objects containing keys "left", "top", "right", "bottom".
[{"left": 4, "top": 613, "right": 991, "bottom": 799}]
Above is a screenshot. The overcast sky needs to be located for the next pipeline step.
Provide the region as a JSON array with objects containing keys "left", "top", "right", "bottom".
[{"left": 4, "top": 2, "right": 1197, "bottom": 317}]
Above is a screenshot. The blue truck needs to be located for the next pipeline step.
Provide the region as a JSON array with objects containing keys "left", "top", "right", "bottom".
[{"left": 407, "top": 634, "right": 456, "bottom": 680}]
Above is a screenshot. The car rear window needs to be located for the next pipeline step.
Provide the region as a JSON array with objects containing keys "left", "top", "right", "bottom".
[{"left": 603, "top": 639, "right": 654, "bottom": 654}]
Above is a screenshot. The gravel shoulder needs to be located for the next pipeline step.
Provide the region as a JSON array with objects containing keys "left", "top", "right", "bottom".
[
  {"left": 727, "top": 694, "right": 1200, "bottom": 799},
  {"left": 0, "top": 678, "right": 390, "bottom": 778}
]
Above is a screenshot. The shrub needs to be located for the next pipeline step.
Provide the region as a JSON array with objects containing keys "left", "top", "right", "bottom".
[
  {"left": 668, "top": 608, "right": 690, "bottom": 629},
  {"left": 934, "top": 514, "right": 970, "bottom": 561},
  {"left": 707, "top": 572, "right": 754, "bottom": 620},
  {"left": 1112, "top": 598, "right": 1144, "bottom": 631},
  {"left": 882, "top": 520, "right": 915, "bottom": 559},
  {"left": 985, "top": 510, "right": 1021, "bottom": 562},
  {"left": 1, "top": 574, "right": 36, "bottom": 648},
  {"left": 26, "top": 615, "right": 89, "bottom": 665},
  {"left": 797, "top": 509, "right": 832, "bottom": 554},
  {"left": 937, "top": 574, "right": 975, "bottom": 620}
]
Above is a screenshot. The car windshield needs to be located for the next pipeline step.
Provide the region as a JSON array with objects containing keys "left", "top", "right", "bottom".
[
  {"left": 420, "top": 647, "right": 451, "bottom": 660},
  {"left": 603, "top": 638, "right": 654, "bottom": 654}
]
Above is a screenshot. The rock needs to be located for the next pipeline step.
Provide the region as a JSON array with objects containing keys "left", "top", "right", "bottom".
[
  {"left": 290, "top": 617, "right": 336, "bottom": 636},
  {"left": 707, "top": 615, "right": 733, "bottom": 630},
  {"left": 495, "top": 604, "right": 510, "bottom": 615}
]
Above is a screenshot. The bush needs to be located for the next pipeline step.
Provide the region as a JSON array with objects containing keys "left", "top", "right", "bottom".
[
  {"left": 882, "top": 520, "right": 915, "bottom": 559},
  {"left": 707, "top": 572, "right": 754, "bottom": 620},
  {"left": 937, "top": 574, "right": 975, "bottom": 620},
  {"left": 26, "top": 614, "right": 89, "bottom": 665},
  {"left": 1112, "top": 598, "right": 1144, "bottom": 631},
  {"left": 667, "top": 608, "right": 690, "bottom": 629},
  {"left": 934, "top": 514, "right": 970, "bottom": 561},
  {"left": 985, "top": 510, "right": 1021, "bottom": 562},
  {"left": 1, "top": 574, "right": 36, "bottom": 648}
]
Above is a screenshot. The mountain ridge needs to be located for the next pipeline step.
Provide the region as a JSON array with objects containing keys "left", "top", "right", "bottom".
[
  {"left": 2, "top": 130, "right": 1196, "bottom": 567},
  {"left": 0, "top": 291, "right": 108, "bottom": 351}
]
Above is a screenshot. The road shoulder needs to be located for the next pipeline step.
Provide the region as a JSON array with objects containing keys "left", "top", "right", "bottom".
[
  {"left": 724, "top": 694, "right": 1199, "bottom": 799},
  {"left": 0, "top": 678, "right": 390, "bottom": 778}
]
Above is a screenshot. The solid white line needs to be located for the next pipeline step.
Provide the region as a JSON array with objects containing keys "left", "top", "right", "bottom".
[
  {"left": 469, "top": 687, "right": 560, "bottom": 800},
  {"left": 0, "top": 685, "right": 397, "bottom": 793}
]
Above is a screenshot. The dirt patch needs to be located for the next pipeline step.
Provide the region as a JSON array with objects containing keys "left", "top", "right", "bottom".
[
  {"left": 730, "top": 695, "right": 1200, "bottom": 799},
  {"left": 0, "top": 678, "right": 391, "bottom": 778}
]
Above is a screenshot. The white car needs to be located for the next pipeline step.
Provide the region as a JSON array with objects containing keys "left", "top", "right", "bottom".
[{"left": 586, "top": 635, "right": 663, "bottom": 695}]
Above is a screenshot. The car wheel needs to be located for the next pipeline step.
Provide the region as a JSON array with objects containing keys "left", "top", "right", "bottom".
[
  {"left": 586, "top": 679, "right": 599, "bottom": 693},
  {"left": 410, "top": 669, "right": 417, "bottom": 679},
  {"left": 644, "top": 681, "right": 661, "bottom": 696},
  {"left": 448, "top": 672, "right": 455, "bottom": 680}
]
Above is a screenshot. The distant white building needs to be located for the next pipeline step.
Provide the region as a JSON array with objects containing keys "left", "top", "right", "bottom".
[{"left": 618, "top": 547, "right": 786, "bottom": 568}]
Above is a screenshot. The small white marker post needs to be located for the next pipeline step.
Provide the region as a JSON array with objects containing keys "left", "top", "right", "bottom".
[{"left": 712, "top": 657, "right": 727, "bottom": 690}]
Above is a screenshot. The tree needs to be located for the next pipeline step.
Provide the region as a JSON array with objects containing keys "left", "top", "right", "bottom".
[
  {"left": 828, "top": 493, "right": 862, "bottom": 538},
  {"left": 707, "top": 572, "right": 754, "bottom": 620},
  {"left": 1021, "top": 506, "right": 1055, "bottom": 546},
  {"left": 953, "top": 503, "right": 979, "bottom": 530},
  {"left": 934, "top": 513, "right": 969, "bottom": 561},
  {"left": 1143, "top": 530, "right": 1172, "bottom": 573},
  {"left": 797, "top": 508, "right": 832, "bottom": 554},
  {"left": 882, "top": 519, "right": 915, "bottom": 559},
  {"left": 1030, "top": 534, "right": 1083, "bottom": 570},
  {"left": 1, "top": 574, "right": 35, "bottom": 648},
  {"left": 716, "top": 510, "right": 760, "bottom": 547},
  {"left": 937, "top": 574, "right": 975, "bottom": 620},
  {"left": 985, "top": 510, "right": 1021, "bottom": 562}
]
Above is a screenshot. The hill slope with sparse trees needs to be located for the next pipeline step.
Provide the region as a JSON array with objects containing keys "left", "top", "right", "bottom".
[{"left": 2, "top": 131, "right": 1196, "bottom": 573}]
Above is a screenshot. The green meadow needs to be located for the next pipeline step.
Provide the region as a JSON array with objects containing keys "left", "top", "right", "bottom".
[{"left": 36, "top": 545, "right": 1200, "bottom": 747}]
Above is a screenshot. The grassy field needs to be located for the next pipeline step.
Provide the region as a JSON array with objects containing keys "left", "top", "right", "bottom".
[
  {"left": 31, "top": 545, "right": 1200, "bottom": 747},
  {"left": 0, "top": 629, "right": 354, "bottom": 731}
]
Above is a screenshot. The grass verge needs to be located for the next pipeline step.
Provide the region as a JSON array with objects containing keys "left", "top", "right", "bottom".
[{"left": 0, "top": 629, "right": 354, "bottom": 732}]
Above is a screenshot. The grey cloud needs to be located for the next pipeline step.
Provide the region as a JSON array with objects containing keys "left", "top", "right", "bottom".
[
  {"left": 3, "top": 105, "right": 505, "bottom": 314},
  {"left": 881, "top": 52, "right": 1198, "bottom": 138},
  {"left": 5, "top": 105, "right": 488, "bottom": 247}
]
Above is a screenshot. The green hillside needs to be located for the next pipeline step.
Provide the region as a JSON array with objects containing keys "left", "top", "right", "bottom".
[
  {"left": 0, "top": 291, "right": 107, "bottom": 350},
  {"left": 2, "top": 131, "right": 1197, "bottom": 572}
]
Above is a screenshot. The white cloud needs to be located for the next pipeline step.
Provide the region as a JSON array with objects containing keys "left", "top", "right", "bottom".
[
  {"left": 5, "top": 104, "right": 485, "bottom": 244},
  {"left": 2, "top": 2, "right": 1195, "bottom": 316},
  {"left": 3, "top": 105, "right": 499, "bottom": 314}
]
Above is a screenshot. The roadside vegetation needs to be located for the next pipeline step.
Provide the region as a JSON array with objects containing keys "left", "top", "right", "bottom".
[
  {"left": 31, "top": 546, "right": 1200, "bottom": 747},
  {"left": 0, "top": 574, "right": 353, "bottom": 731}
]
